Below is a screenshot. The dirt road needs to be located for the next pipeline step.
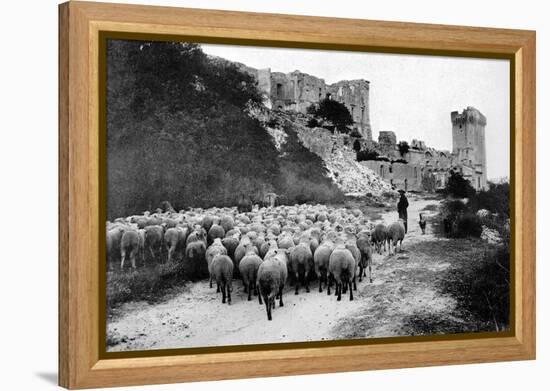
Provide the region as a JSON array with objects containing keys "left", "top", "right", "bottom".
[{"left": 107, "top": 196, "right": 461, "bottom": 352}]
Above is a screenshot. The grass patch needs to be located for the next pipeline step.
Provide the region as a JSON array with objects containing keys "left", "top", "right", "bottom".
[{"left": 106, "top": 262, "right": 187, "bottom": 315}]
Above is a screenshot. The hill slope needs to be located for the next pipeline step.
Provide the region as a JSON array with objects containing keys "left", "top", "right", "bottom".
[{"left": 106, "top": 40, "right": 344, "bottom": 218}]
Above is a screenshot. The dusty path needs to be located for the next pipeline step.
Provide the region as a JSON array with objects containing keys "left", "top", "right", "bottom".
[{"left": 107, "top": 196, "right": 453, "bottom": 352}]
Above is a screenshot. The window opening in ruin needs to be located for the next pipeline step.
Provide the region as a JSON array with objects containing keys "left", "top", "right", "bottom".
[
  {"left": 389, "top": 165, "right": 393, "bottom": 173},
  {"left": 276, "top": 83, "right": 283, "bottom": 98}
]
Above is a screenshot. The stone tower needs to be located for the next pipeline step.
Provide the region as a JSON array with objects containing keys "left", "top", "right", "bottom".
[{"left": 451, "top": 106, "right": 488, "bottom": 190}]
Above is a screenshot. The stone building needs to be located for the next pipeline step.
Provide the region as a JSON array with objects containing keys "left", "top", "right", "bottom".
[
  {"left": 361, "top": 107, "right": 488, "bottom": 192},
  {"left": 242, "top": 66, "right": 372, "bottom": 141},
  {"left": 451, "top": 106, "right": 488, "bottom": 190}
]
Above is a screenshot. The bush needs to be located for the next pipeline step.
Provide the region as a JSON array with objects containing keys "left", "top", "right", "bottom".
[
  {"left": 446, "top": 171, "right": 475, "bottom": 198},
  {"left": 356, "top": 149, "right": 379, "bottom": 161},
  {"left": 454, "top": 213, "right": 483, "bottom": 238},
  {"left": 468, "top": 181, "right": 510, "bottom": 218},
  {"left": 398, "top": 141, "right": 410, "bottom": 156},
  {"left": 307, "top": 98, "right": 353, "bottom": 133},
  {"left": 307, "top": 117, "right": 319, "bottom": 128}
]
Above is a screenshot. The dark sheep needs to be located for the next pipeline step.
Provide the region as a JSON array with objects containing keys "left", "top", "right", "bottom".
[
  {"left": 207, "top": 224, "right": 225, "bottom": 246},
  {"left": 239, "top": 250, "right": 263, "bottom": 300},
  {"left": 371, "top": 223, "right": 388, "bottom": 254},
  {"left": 160, "top": 200, "right": 176, "bottom": 213},
  {"left": 356, "top": 233, "right": 373, "bottom": 283},
  {"left": 289, "top": 241, "right": 313, "bottom": 294},
  {"left": 328, "top": 247, "right": 356, "bottom": 301},
  {"left": 257, "top": 259, "right": 284, "bottom": 320},
  {"left": 237, "top": 194, "right": 253, "bottom": 213},
  {"left": 313, "top": 241, "right": 333, "bottom": 292},
  {"left": 144, "top": 225, "right": 164, "bottom": 263},
  {"left": 210, "top": 254, "right": 234, "bottom": 304}
]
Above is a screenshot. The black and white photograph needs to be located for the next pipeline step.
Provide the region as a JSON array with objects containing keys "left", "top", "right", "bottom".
[{"left": 104, "top": 39, "right": 511, "bottom": 352}]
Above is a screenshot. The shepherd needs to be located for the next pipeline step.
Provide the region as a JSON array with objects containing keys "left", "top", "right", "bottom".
[{"left": 397, "top": 190, "right": 409, "bottom": 233}]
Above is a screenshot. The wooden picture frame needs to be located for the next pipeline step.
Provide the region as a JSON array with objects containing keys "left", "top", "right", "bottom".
[{"left": 59, "top": 1, "right": 536, "bottom": 389}]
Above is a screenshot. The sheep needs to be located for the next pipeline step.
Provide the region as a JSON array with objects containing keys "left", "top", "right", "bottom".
[
  {"left": 313, "top": 240, "right": 333, "bottom": 293},
  {"left": 201, "top": 215, "right": 214, "bottom": 232},
  {"left": 106, "top": 226, "right": 125, "bottom": 270},
  {"left": 419, "top": 213, "right": 427, "bottom": 234},
  {"left": 221, "top": 236, "right": 240, "bottom": 263},
  {"left": 120, "top": 230, "right": 140, "bottom": 270},
  {"left": 234, "top": 238, "right": 258, "bottom": 269},
  {"left": 207, "top": 224, "right": 225, "bottom": 245},
  {"left": 237, "top": 194, "right": 253, "bottom": 213},
  {"left": 220, "top": 215, "right": 235, "bottom": 233},
  {"left": 371, "top": 223, "right": 388, "bottom": 254},
  {"left": 328, "top": 247, "right": 356, "bottom": 301},
  {"left": 356, "top": 232, "right": 373, "bottom": 283},
  {"left": 206, "top": 239, "right": 228, "bottom": 289},
  {"left": 164, "top": 226, "right": 187, "bottom": 263},
  {"left": 265, "top": 248, "right": 289, "bottom": 303},
  {"left": 210, "top": 254, "right": 234, "bottom": 304},
  {"left": 185, "top": 233, "right": 207, "bottom": 278},
  {"left": 239, "top": 248, "right": 263, "bottom": 300},
  {"left": 257, "top": 259, "right": 284, "bottom": 320},
  {"left": 277, "top": 233, "right": 294, "bottom": 250},
  {"left": 344, "top": 240, "right": 361, "bottom": 291},
  {"left": 186, "top": 227, "right": 207, "bottom": 247},
  {"left": 144, "top": 225, "right": 164, "bottom": 263},
  {"left": 289, "top": 240, "right": 313, "bottom": 294},
  {"left": 387, "top": 219, "right": 406, "bottom": 255}
]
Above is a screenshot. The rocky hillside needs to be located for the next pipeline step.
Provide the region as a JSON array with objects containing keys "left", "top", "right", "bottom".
[{"left": 263, "top": 111, "right": 393, "bottom": 197}]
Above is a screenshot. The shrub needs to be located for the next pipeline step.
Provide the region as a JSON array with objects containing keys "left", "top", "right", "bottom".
[
  {"left": 398, "top": 141, "right": 410, "bottom": 156},
  {"left": 468, "top": 181, "right": 510, "bottom": 218},
  {"left": 307, "top": 117, "right": 319, "bottom": 128},
  {"left": 307, "top": 98, "right": 353, "bottom": 133},
  {"left": 446, "top": 171, "right": 475, "bottom": 198},
  {"left": 453, "top": 213, "right": 483, "bottom": 238},
  {"left": 356, "top": 149, "right": 379, "bottom": 161}
]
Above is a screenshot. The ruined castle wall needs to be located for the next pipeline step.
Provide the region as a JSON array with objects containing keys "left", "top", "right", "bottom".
[{"left": 327, "top": 80, "right": 371, "bottom": 140}]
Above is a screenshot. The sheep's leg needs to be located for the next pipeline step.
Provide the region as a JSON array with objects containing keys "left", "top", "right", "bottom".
[
  {"left": 221, "top": 282, "right": 226, "bottom": 304},
  {"left": 369, "top": 262, "right": 373, "bottom": 283},
  {"left": 131, "top": 251, "right": 137, "bottom": 269},
  {"left": 353, "top": 275, "right": 357, "bottom": 291},
  {"left": 258, "top": 286, "right": 263, "bottom": 305},
  {"left": 327, "top": 274, "right": 331, "bottom": 296},
  {"left": 349, "top": 281, "right": 354, "bottom": 301},
  {"left": 318, "top": 273, "right": 323, "bottom": 293},
  {"left": 120, "top": 251, "right": 125, "bottom": 271},
  {"left": 247, "top": 282, "right": 252, "bottom": 301},
  {"left": 337, "top": 282, "right": 342, "bottom": 301},
  {"left": 304, "top": 269, "right": 310, "bottom": 293},
  {"left": 227, "top": 283, "right": 232, "bottom": 305},
  {"left": 279, "top": 287, "right": 284, "bottom": 307},
  {"left": 265, "top": 297, "right": 272, "bottom": 321},
  {"left": 294, "top": 272, "right": 300, "bottom": 295}
]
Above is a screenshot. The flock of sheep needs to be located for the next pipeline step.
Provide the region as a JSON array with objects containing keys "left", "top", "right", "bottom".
[{"left": 106, "top": 201, "right": 406, "bottom": 321}]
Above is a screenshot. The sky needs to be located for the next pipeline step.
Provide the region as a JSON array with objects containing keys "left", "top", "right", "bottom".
[{"left": 201, "top": 43, "right": 510, "bottom": 180}]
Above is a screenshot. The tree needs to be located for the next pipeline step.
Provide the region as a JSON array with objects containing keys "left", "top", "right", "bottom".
[
  {"left": 446, "top": 171, "right": 476, "bottom": 198},
  {"left": 356, "top": 149, "right": 379, "bottom": 162},
  {"left": 398, "top": 141, "right": 410, "bottom": 157},
  {"left": 308, "top": 98, "right": 353, "bottom": 133}
]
